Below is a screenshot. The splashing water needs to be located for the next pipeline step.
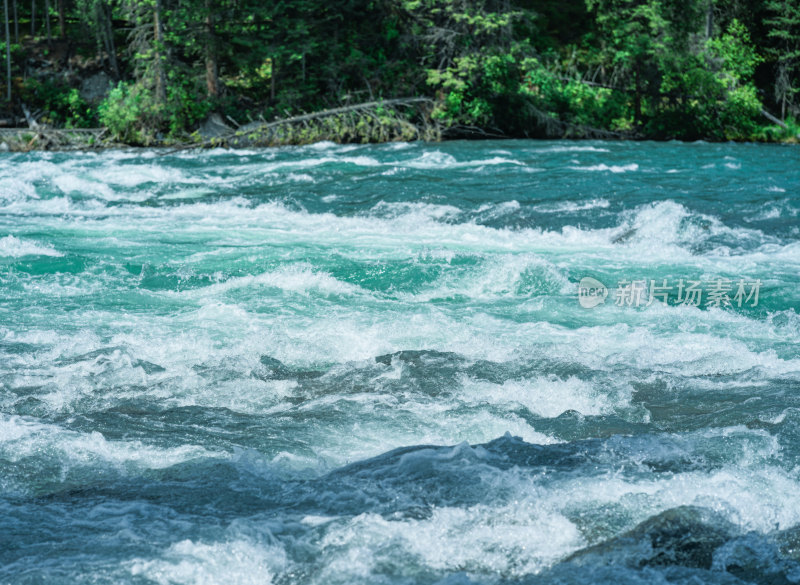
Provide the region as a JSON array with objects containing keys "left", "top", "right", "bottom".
[{"left": 1, "top": 140, "right": 799, "bottom": 584}]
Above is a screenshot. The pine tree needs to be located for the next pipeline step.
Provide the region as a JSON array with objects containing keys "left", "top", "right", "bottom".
[
  {"left": 4, "top": 0, "right": 10, "bottom": 101},
  {"left": 766, "top": 0, "right": 800, "bottom": 119}
]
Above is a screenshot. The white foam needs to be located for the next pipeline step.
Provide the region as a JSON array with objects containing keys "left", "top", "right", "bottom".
[
  {"left": 403, "top": 151, "right": 457, "bottom": 169},
  {"left": 531, "top": 318, "right": 800, "bottom": 379},
  {"left": 402, "top": 151, "right": 523, "bottom": 169},
  {"left": 300, "top": 141, "right": 363, "bottom": 154},
  {"left": 1, "top": 180, "right": 782, "bottom": 265},
  {"left": 0, "top": 414, "right": 224, "bottom": 472},
  {"left": 89, "top": 164, "right": 197, "bottom": 188},
  {"left": 0, "top": 235, "right": 63, "bottom": 257},
  {"left": 306, "top": 403, "right": 558, "bottom": 466},
  {"left": 543, "top": 145, "right": 611, "bottom": 153},
  {"left": 316, "top": 504, "right": 582, "bottom": 581},
  {"left": 305, "top": 140, "right": 339, "bottom": 150},
  {"left": 384, "top": 141, "right": 415, "bottom": 150},
  {"left": 626, "top": 199, "right": 690, "bottom": 246},
  {"left": 476, "top": 200, "right": 521, "bottom": 213},
  {"left": 130, "top": 538, "right": 286, "bottom": 585},
  {"left": 406, "top": 253, "right": 572, "bottom": 301},
  {"left": 186, "top": 265, "right": 364, "bottom": 298},
  {"left": 550, "top": 442, "right": 800, "bottom": 535},
  {"left": 286, "top": 172, "right": 315, "bottom": 183},
  {"left": 366, "top": 201, "right": 462, "bottom": 222},
  {"left": 533, "top": 198, "right": 610, "bottom": 213},
  {"left": 160, "top": 188, "right": 215, "bottom": 200},
  {"left": 52, "top": 173, "right": 118, "bottom": 199},
  {"left": 200, "top": 147, "right": 264, "bottom": 157},
  {"left": 0, "top": 176, "right": 38, "bottom": 202},
  {"left": 462, "top": 375, "right": 621, "bottom": 418},
  {"left": 571, "top": 163, "right": 638, "bottom": 173}
]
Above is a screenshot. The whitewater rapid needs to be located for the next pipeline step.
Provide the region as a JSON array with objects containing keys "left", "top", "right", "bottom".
[{"left": 0, "top": 140, "right": 798, "bottom": 584}]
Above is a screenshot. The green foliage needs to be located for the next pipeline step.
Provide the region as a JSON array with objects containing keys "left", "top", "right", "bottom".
[
  {"left": 62, "top": 89, "right": 96, "bottom": 128},
  {"left": 163, "top": 71, "right": 214, "bottom": 137},
  {"left": 708, "top": 19, "right": 763, "bottom": 84},
  {"left": 719, "top": 84, "right": 762, "bottom": 138},
  {"left": 521, "top": 56, "right": 629, "bottom": 130},
  {"left": 753, "top": 115, "right": 800, "bottom": 142},
  {"left": 1, "top": 0, "right": 797, "bottom": 142},
  {"left": 414, "top": 0, "right": 538, "bottom": 132},
  {"left": 17, "top": 79, "right": 97, "bottom": 127},
  {"left": 578, "top": 3, "right": 767, "bottom": 140},
  {"left": 0, "top": 42, "right": 26, "bottom": 68},
  {"left": 98, "top": 82, "right": 155, "bottom": 144},
  {"left": 428, "top": 54, "right": 516, "bottom": 126},
  {"left": 99, "top": 78, "right": 212, "bottom": 144},
  {"left": 706, "top": 20, "right": 764, "bottom": 139}
]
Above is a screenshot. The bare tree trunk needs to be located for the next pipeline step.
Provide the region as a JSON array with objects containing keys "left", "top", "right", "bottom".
[
  {"left": 30, "top": 0, "right": 33, "bottom": 36},
  {"left": 705, "top": 2, "right": 713, "bottom": 38},
  {"left": 57, "top": 0, "right": 64, "bottom": 37},
  {"left": 153, "top": 0, "right": 167, "bottom": 104},
  {"left": 634, "top": 63, "right": 642, "bottom": 128},
  {"left": 44, "top": 0, "right": 51, "bottom": 42},
  {"left": 775, "top": 64, "right": 790, "bottom": 122},
  {"left": 103, "top": 3, "right": 118, "bottom": 78},
  {"left": 204, "top": 0, "right": 219, "bottom": 97},
  {"left": 4, "top": 0, "right": 10, "bottom": 101},
  {"left": 270, "top": 58, "right": 275, "bottom": 101},
  {"left": 93, "top": 2, "right": 102, "bottom": 60},
  {"left": 96, "top": 1, "right": 118, "bottom": 77},
  {"left": 205, "top": 48, "right": 219, "bottom": 97}
]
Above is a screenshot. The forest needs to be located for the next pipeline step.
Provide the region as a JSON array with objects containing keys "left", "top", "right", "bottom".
[{"left": 0, "top": 0, "right": 798, "bottom": 145}]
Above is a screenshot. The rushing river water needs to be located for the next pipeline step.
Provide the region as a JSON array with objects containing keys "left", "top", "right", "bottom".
[{"left": 0, "top": 140, "right": 799, "bottom": 584}]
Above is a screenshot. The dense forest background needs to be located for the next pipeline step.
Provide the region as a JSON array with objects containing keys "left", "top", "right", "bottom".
[{"left": 0, "top": 0, "right": 798, "bottom": 144}]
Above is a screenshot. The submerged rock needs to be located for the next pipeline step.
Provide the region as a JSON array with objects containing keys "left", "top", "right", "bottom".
[
  {"left": 256, "top": 355, "right": 323, "bottom": 381},
  {"left": 713, "top": 532, "right": 800, "bottom": 585},
  {"left": 374, "top": 349, "right": 464, "bottom": 367},
  {"left": 565, "top": 506, "right": 735, "bottom": 570}
]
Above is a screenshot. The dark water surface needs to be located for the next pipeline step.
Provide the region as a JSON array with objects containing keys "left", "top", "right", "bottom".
[{"left": 1, "top": 140, "right": 799, "bottom": 584}]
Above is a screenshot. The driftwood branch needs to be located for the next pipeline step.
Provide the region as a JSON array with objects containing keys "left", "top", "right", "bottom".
[
  {"left": 441, "top": 124, "right": 507, "bottom": 139},
  {"left": 521, "top": 100, "right": 632, "bottom": 140},
  {"left": 165, "top": 97, "right": 436, "bottom": 153},
  {"left": 21, "top": 104, "right": 40, "bottom": 129},
  {"left": 0, "top": 127, "right": 108, "bottom": 151},
  {"left": 761, "top": 109, "right": 788, "bottom": 129},
  {"left": 243, "top": 97, "right": 433, "bottom": 131}
]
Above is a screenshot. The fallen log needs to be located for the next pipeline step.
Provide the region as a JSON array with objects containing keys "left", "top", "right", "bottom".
[
  {"left": 164, "top": 97, "right": 437, "bottom": 154},
  {"left": 761, "top": 109, "right": 788, "bottom": 130},
  {"left": 0, "top": 127, "right": 109, "bottom": 151}
]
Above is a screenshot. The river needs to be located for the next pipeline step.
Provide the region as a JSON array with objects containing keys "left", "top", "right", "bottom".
[{"left": 1, "top": 140, "right": 799, "bottom": 584}]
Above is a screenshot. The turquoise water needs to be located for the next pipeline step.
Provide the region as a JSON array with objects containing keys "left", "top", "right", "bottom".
[{"left": 0, "top": 140, "right": 799, "bottom": 584}]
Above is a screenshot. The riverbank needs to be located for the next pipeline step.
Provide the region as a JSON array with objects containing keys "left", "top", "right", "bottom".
[{"left": 1, "top": 108, "right": 798, "bottom": 153}]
